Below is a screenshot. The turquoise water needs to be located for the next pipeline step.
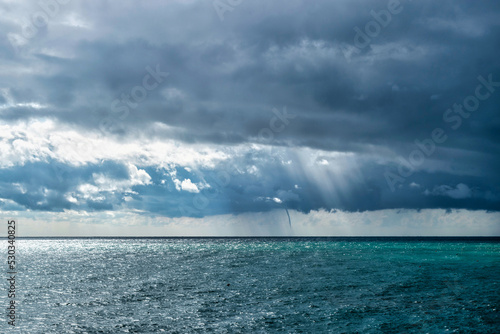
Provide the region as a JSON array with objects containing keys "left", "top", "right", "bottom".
[{"left": 5, "top": 238, "right": 500, "bottom": 333}]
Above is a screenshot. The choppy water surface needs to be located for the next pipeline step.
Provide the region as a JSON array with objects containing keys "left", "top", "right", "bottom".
[{"left": 5, "top": 237, "right": 500, "bottom": 333}]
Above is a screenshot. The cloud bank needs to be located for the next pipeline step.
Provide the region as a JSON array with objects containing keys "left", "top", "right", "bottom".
[{"left": 1, "top": 0, "right": 499, "bottom": 234}]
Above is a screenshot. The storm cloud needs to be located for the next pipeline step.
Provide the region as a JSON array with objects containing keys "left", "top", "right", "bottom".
[{"left": 1, "top": 0, "right": 499, "bottom": 224}]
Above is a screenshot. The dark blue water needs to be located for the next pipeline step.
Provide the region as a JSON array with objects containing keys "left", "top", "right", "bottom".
[{"left": 5, "top": 237, "right": 500, "bottom": 333}]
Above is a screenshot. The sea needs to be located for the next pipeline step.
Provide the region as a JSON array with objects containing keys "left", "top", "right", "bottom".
[{"left": 4, "top": 237, "right": 499, "bottom": 333}]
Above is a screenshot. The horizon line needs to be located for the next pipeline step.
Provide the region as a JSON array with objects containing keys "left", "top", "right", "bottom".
[{"left": 9, "top": 235, "right": 500, "bottom": 239}]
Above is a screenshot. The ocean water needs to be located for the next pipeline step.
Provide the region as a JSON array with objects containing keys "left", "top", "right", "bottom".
[{"left": 5, "top": 237, "right": 499, "bottom": 333}]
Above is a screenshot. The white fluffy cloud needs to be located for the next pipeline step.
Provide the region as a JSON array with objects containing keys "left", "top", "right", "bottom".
[
  {"left": 174, "top": 178, "right": 200, "bottom": 193},
  {"left": 0, "top": 119, "right": 231, "bottom": 168},
  {"left": 426, "top": 183, "right": 472, "bottom": 199}
]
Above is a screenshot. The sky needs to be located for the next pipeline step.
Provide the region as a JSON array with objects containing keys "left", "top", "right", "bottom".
[{"left": 1, "top": 0, "right": 499, "bottom": 236}]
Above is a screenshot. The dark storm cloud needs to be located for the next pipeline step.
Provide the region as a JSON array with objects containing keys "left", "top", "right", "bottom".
[
  {"left": 1, "top": 0, "right": 499, "bottom": 216},
  {"left": 3, "top": 0, "right": 499, "bottom": 147}
]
